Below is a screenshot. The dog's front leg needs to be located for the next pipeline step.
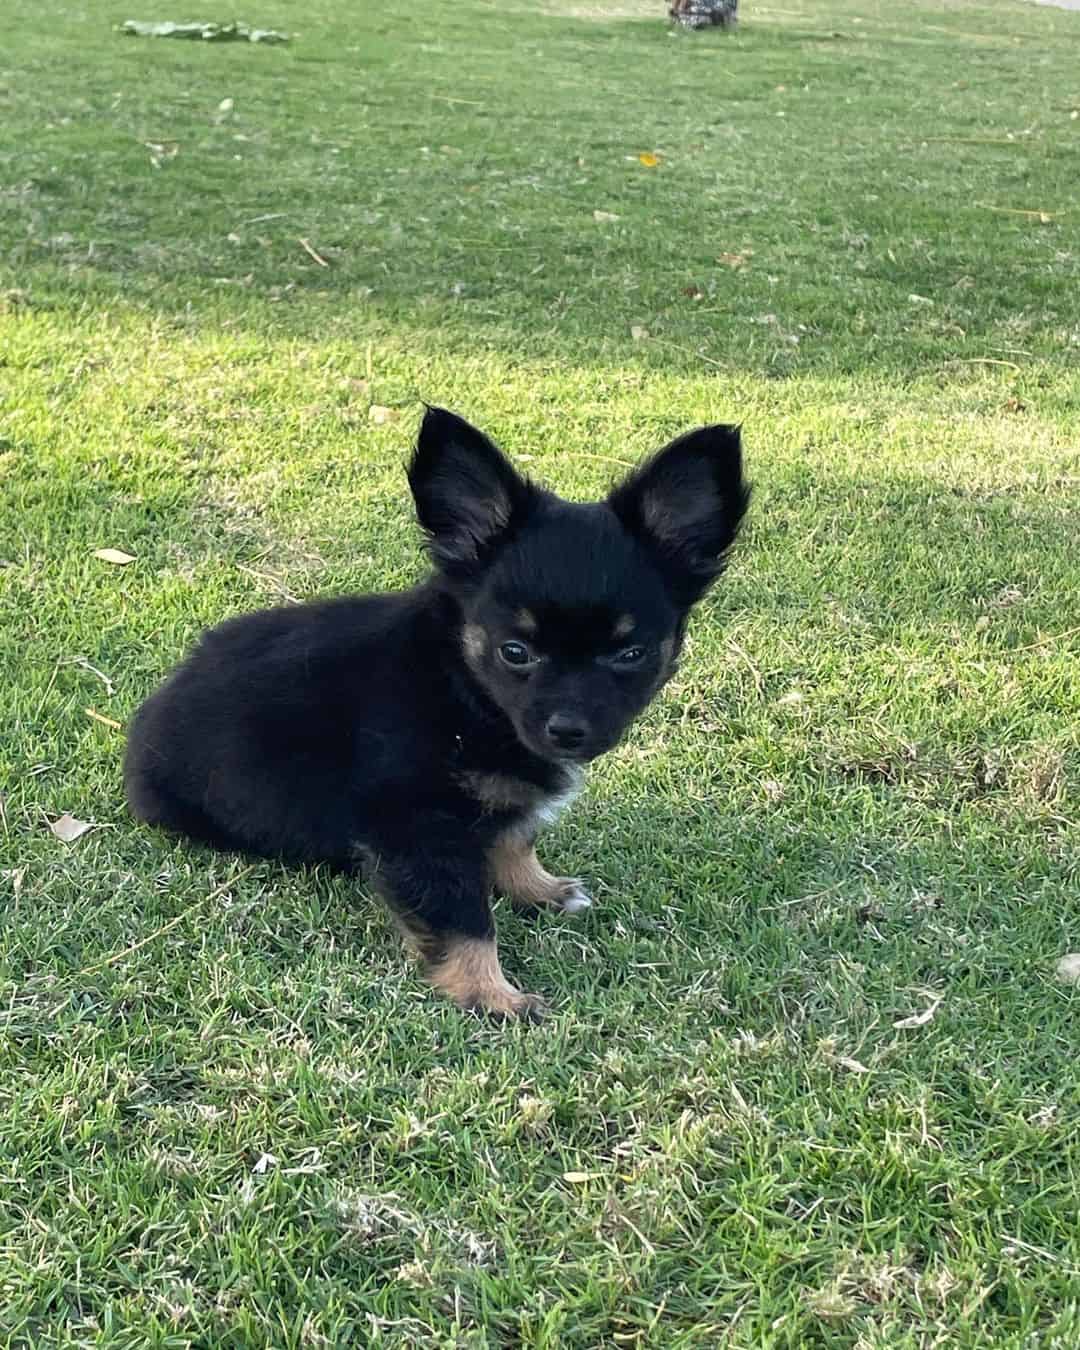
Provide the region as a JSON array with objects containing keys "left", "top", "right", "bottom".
[
  {"left": 489, "top": 826, "right": 591, "bottom": 915},
  {"left": 370, "top": 843, "right": 546, "bottom": 1021}
]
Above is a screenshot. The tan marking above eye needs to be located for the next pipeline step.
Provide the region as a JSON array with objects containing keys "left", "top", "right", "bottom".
[
  {"left": 613, "top": 613, "right": 637, "bottom": 639},
  {"left": 462, "top": 623, "right": 487, "bottom": 672}
]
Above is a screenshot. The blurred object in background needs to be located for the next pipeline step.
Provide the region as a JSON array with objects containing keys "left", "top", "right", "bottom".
[{"left": 669, "top": 0, "right": 738, "bottom": 29}]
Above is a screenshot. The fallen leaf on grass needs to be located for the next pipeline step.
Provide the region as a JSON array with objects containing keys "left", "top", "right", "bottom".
[
  {"left": 683, "top": 284, "right": 704, "bottom": 300},
  {"left": 2, "top": 867, "right": 27, "bottom": 899},
  {"left": 593, "top": 210, "right": 620, "bottom": 223},
  {"left": 638, "top": 152, "right": 661, "bottom": 167},
  {"left": 48, "top": 813, "right": 96, "bottom": 844},
  {"left": 368, "top": 405, "right": 397, "bottom": 424},
  {"left": 252, "top": 1152, "right": 279, "bottom": 1174},
  {"left": 1055, "top": 954, "right": 1080, "bottom": 984},
  {"left": 562, "top": 1171, "right": 602, "bottom": 1183},
  {"left": 93, "top": 548, "right": 135, "bottom": 565},
  {"left": 893, "top": 995, "right": 943, "bottom": 1030},
  {"left": 121, "top": 21, "right": 289, "bottom": 44},
  {"left": 836, "top": 1055, "right": 870, "bottom": 1074},
  {"left": 145, "top": 140, "right": 179, "bottom": 168}
]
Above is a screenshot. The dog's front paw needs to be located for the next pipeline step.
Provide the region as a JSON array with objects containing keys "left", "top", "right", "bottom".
[
  {"left": 554, "top": 878, "right": 592, "bottom": 915},
  {"left": 506, "top": 990, "right": 549, "bottom": 1023},
  {"left": 462, "top": 986, "right": 549, "bottom": 1023},
  {"left": 508, "top": 875, "right": 593, "bottom": 915},
  {"left": 428, "top": 936, "right": 548, "bottom": 1023}
]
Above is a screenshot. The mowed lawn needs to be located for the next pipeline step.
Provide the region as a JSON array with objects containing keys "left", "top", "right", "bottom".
[{"left": 2, "top": 0, "right": 1079, "bottom": 1344}]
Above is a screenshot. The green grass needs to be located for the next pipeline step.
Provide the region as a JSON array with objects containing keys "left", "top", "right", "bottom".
[{"left": 2, "top": 0, "right": 1080, "bottom": 1343}]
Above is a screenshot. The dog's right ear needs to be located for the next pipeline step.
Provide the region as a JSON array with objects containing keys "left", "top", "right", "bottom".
[{"left": 407, "top": 407, "right": 535, "bottom": 578}]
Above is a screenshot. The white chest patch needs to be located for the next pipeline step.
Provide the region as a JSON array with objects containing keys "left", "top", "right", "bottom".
[{"left": 530, "top": 767, "right": 584, "bottom": 831}]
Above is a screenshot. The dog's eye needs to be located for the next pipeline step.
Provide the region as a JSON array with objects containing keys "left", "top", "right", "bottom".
[
  {"left": 499, "top": 640, "right": 536, "bottom": 668},
  {"left": 613, "top": 645, "right": 647, "bottom": 666}
]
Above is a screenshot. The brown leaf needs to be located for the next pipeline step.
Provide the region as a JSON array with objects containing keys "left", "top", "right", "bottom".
[
  {"left": 683, "top": 285, "right": 704, "bottom": 300},
  {"left": 49, "top": 813, "right": 96, "bottom": 844},
  {"left": 93, "top": 548, "right": 136, "bottom": 566}
]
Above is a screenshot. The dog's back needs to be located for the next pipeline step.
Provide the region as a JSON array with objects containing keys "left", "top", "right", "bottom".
[{"left": 125, "top": 590, "right": 443, "bottom": 864}]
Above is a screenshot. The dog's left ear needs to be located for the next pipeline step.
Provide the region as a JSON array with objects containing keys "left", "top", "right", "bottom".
[
  {"left": 408, "top": 407, "right": 535, "bottom": 578},
  {"left": 608, "top": 424, "right": 750, "bottom": 603}
]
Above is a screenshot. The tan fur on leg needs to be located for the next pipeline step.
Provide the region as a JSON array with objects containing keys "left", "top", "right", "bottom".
[
  {"left": 427, "top": 935, "right": 546, "bottom": 1020},
  {"left": 489, "top": 831, "right": 591, "bottom": 914}
]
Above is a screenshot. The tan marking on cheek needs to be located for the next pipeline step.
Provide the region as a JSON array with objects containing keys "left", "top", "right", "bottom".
[
  {"left": 515, "top": 608, "right": 538, "bottom": 636},
  {"left": 613, "top": 613, "right": 637, "bottom": 640},
  {"left": 427, "top": 935, "right": 544, "bottom": 1019},
  {"left": 462, "top": 623, "right": 487, "bottom": 673}
]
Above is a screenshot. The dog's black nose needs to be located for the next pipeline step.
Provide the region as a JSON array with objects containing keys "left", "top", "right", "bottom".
[{"left": 545, "top": 713, "right": 588, "bottom": 752}]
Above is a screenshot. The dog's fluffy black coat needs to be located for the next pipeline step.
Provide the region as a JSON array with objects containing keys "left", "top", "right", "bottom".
[{"left": 125, "top": 408, "right": 749, "bottom": 1016}]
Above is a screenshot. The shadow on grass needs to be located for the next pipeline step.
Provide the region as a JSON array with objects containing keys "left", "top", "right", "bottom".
[{"left": 3, "top": 0, "right": 1072, "bottom": 379}]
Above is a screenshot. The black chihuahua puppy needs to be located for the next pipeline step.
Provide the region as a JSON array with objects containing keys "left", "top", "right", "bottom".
[{"left": 125, "top": 408, "right": 749, "bottom": 1018}]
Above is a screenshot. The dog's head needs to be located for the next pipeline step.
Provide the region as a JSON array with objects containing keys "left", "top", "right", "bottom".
[{"left": 408, "top": 407, "right": 750, "bottom": 764}]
